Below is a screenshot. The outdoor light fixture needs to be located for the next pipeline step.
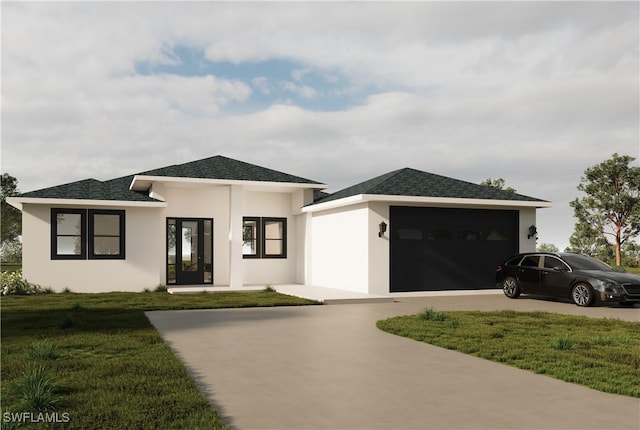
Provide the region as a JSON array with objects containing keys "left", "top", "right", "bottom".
[
  {"left": 527, "top": 225, "right": 537, "bottom": 239},
  {"left": 378, "top": 221, "right": 387, "bottom": 238}
]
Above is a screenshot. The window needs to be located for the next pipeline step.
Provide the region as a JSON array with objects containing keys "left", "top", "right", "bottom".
[
  {"left": 242, "top": 217, "right": 287, "bottom": 259},
  {"left": 520, "top": 255, "right": 540, "bottom": 267},
  {"left": 51, "top": 209, "right": 125, "bottom": 260},
  {"left": 52, "top": 209, "right": 86, "bottom": 259},
  {"left": 88, "top": 210, "right": 125, "bottom": 259}
]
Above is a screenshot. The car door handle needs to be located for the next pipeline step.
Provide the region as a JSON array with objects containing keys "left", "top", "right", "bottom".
[{"left": 541, "top": 271, "right": 549, "bottom": 275}]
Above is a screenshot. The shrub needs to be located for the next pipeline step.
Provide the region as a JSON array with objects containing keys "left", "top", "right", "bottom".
[
  {"left": 1, "top": 271, "right": 43, "bottom": 296},
  {"left": 10, "top": 365, "right": 60, "bottom": 412},
  {"left": 552, "top": 334, "right": 573, "bottom": 350},
  {"left": 154, "top": 284, "right": 167, "bottom": 293},
  {"left": 264, "top": 284, "right": 276, "bottom": 293},
  {"left": 26, "top": 341, "right": 60, "bottom": 361},
  {"left": 419, "top": 307, "right": 448, "bottom": 321}
]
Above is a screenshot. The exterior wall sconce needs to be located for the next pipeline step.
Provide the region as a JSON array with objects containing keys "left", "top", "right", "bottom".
[
  {"left": 527, "top": 225, "right": 537, "bottom": 240},
  {"left": 378, "top": 221, "right": 387, "bottom": 238}
]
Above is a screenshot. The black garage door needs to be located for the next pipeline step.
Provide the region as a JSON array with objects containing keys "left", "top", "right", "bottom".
[{"left": 390, "top": 206, "right": 519, "bottom": 292}]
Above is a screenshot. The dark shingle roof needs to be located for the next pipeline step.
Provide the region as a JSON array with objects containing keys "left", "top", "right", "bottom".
[
  {"left": 19, "top": 156, "right": 322, "bottom": 202},
  {"left": 311, "top": 168, "right": 547, "bottom": 205},
  {"left": 19, "top": 177, "right": 159, "bottom": 202},
  {"left": 139, "top": 155, "right": 320, "bottom": 184}
]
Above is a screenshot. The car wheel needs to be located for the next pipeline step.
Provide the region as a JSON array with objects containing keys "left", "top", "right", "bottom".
[
  {"left": 571, "top": 283, "right": 594, "bottom": 307},
  {"left": 502, "top": 277, "right": 521, "bottom": 298}
]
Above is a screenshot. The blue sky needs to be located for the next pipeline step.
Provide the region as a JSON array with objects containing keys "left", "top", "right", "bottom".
[
  {"left": 2, "top": 2, "right": 639, "bottom": 249},
  {"left": 136, "top": 46, "right": 369, "bottom": 113}
]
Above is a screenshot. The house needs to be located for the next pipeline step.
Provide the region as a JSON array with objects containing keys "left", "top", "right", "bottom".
[{"left": 7, "top": 155, "right": 551, "bottom": 294}]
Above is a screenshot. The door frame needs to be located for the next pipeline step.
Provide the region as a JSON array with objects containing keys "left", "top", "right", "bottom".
[{"left": 166, "top": 217, "right": 213, "bottom": 285}]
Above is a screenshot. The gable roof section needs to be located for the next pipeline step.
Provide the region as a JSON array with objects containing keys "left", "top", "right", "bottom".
[
  {"left": 310, "top": 168, "right": 548, "bottom": 206},
  {"left": 17, "top": 156, "right": 323, "bottom": 203}
]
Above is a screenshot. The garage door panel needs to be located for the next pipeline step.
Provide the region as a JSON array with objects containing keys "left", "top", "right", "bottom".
[{"left": 390, "top": 206, "right": 518, "bottom": 292}]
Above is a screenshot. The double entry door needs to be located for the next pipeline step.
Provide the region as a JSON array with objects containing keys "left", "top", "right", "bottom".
[{"left": 167, "top": 218, "right": 213, "bottom": 285}]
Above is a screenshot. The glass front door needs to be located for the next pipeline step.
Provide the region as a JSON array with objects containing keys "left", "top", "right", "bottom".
[{"left": 167, "top": 218, "right": 213, "bottom": 285}]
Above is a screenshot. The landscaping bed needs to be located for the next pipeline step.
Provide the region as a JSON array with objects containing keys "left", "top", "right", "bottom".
[{"left": 1, "top": 291, "right": 319, "bottom": 429}]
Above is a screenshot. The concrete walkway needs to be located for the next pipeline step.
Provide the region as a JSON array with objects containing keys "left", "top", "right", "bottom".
[
  {"left": 167, "top": 283, "right": 395, "bottom": 304},
  {"left": 147, "top": 295, "right": 640, "bottom": 430}
]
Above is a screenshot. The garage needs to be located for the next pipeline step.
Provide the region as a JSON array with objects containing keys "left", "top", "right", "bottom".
[{"left": 390, "top": 206, "right": 519, "bottom": 292}]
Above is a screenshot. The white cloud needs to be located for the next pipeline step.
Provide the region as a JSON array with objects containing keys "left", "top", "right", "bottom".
[
  {"left": 280, "top": 82, "right": 318, "bottom": 99},
  {"left": 251, "top": 77, "right": 272, "bottom": 95},
  {"left": 1, "top": 1, "right": 638, "bottom": 251}
]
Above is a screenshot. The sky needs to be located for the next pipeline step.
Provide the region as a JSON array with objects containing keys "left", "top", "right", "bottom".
[{"left": 2, "top": 1, "right": 639, "bottom": 251}]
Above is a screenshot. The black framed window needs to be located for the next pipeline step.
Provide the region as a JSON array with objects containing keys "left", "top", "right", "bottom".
[
  {"left": 51, "top": 209, "right": 86, "bottom": 260},
  {"left": 242, "top": 217, "right": 287, "bottom": 259},
  {"left": 89, "top": 210, "right": 125, "bottom": 259},
  {"left": 263, "top": 218, "right": 286, "bottom": 258},
  {"left": 51, "top": 209, "right": 125, "bottom": 260}
]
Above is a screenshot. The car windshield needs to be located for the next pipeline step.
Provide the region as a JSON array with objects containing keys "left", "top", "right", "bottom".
[{"left": 561, "top": 254, "right": 612, "bottom": 271}]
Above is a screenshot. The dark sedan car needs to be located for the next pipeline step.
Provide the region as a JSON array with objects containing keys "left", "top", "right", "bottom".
[{"left": 496, "top": 252, "right": 640, "bottom": 306}]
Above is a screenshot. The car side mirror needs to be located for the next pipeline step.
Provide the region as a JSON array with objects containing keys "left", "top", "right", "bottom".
[{"left": 553, "top": 266, "right": 566, "bottom": 272}]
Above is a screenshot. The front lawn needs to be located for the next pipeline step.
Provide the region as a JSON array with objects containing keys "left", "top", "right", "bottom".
[
  {"left": 377, "top": 309, "right": 640, "bottom": 397},
  {"left": 1, "top": 291, "right": 319, "bottom": 429}
]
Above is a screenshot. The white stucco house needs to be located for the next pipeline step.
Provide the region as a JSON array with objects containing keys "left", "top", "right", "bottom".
[{"left": 8, "top": 155, "right": 551, "bottom": 294}]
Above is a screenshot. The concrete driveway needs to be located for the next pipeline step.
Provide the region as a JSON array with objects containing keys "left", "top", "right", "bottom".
[{"left": 147, "top": 295, "right": 640, "bottom": 430}]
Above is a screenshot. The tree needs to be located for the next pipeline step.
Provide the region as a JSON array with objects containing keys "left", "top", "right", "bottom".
[
  {"left": 537, "top": 243, "right": 558, "bottom": 252},
  {"left": 566, "top": 223, "right": 614, "bottom": 262},
  {"left": 569, "top": 153, "right": 640, "bottom": 266},
  {"left": 480, "top": 178, "right": 516, "bottom": 193},
  {"left": 1, "top": 173, "right": 21, "bottom": 244}
]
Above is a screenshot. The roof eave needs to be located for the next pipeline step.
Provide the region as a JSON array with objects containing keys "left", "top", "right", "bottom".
[
  {"left": 303, "top": 194, "right": 553, "bottom": 213},
  {"left": 129, "top": 175, "right": 327, "bottom": 192},
  {"left": 7, "top": 197, "right": 167, "bottom": 210}
]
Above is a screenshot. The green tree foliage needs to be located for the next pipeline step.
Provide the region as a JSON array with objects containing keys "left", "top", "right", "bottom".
[
  {"left": 569, "top": 154, "right": 640, "bottom": 266},
  {"left": 1, "top": 173, "right": 21, "bottom": 243},
  {"left": 537, "top": 243, "right": 559, "bottom": 252},
  {"left": 480, "top": 177, "right": 516, "bottom": 193}
]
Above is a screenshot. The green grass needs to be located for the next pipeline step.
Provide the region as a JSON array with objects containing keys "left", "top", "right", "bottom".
[
  {"left": 622, "top": 266, "right": 640, "bottom": 275},
  {"left": 2, "top": 291, "right": 319, "bottom": 429},
  {"left": 377, "top": 310, "right": 640, "bottom": 397}
]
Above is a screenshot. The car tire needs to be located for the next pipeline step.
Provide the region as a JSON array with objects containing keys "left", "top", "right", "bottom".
[
  {"left": 502, "top": 277, "right": 521, "bottom": 298},
  {"left": 571, "top": 283, "right": 594, "bottom": 307}
]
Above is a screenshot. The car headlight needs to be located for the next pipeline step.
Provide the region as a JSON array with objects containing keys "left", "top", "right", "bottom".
[{"left": 593, "top": 279, "right": 620, "bottom": 292}]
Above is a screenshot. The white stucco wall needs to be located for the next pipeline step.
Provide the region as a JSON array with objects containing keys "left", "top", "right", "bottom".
[
  {"left": 306, "top": 200, "right": 538, "bottom": 295},
  {"left": 242, "top": 191, "right": 297, "bottom": 285},
  {"left": 309, "top": 203, "right": 370, "bottom": 293},
  {"left": 367, "top": 202, "right": 390, "bottom": 295},
  {"left": 161, "top": 185, "right": 231, "bottom": 285},
  {"left": 518, "top": 207, "right": 538, "bottom": 252},
  {"left": 21, "top": 204, "right": 164, "bottom": 293}
]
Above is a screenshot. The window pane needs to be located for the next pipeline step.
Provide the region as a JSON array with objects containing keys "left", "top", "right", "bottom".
[
  {"left": 167, "top": 222, "right": 176, "bottom": 264},
  {"left": 93, "top": 237, "right": 120, "bottom": 255},
  {"left": 264, "top": 221, "right": 283, "bottom": 239},
  {"left": 57, "top": 213, "right": 82, "bottom": 235},
  {"left": 243, "top": 219, "right": 258, "bottom": 255},
  {"left": 93, "top": 214, "right": 120, "bottom": 235},
  {"left": 264, "top": 240, "right": 282, "bottom": 255},
  {"left": 57, "top": 236, "right": 82, "bottom": 255},
  {"left": 182, "top": 222, "right": 198, "bottom": 272}
]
